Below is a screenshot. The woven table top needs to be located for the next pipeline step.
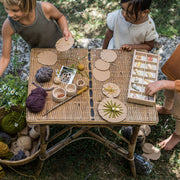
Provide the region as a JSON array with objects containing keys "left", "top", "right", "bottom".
[{"left": 26, "top": 48, "right": 158, "bottom": 125}]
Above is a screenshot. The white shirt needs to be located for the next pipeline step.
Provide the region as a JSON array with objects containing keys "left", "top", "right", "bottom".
[{"left": 107, "top": 9, "right": 159, "bottom": 49}]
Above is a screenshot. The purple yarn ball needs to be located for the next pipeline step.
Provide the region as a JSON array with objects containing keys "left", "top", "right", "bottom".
[{"left": 26, "top": 87, "right": 47, "bottom": 113}]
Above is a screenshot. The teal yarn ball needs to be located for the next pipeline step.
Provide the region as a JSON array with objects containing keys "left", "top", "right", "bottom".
[{"left": 0, "top": 111, "right": 26, "bottom": 135}]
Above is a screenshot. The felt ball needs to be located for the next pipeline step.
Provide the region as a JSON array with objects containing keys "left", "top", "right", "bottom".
[
  {"left": 35, "top": 67, "right": 53, "bottom": 83},
  {"left": 0, "top": 111, "right": 26, "bottom": 135},
  {"left": 54, "top": 76, "right": 61, "bottom": 84},
  {"left": 10, "top": 150, "right": 26, "bottom": 161},
  {"left": 0, "top": 142, "right": 9, "bottom": 157},
  {"left": 0, "top": 132, "right": 11, "bottom": 145},
  {"left": 77, "top": 64, "right": 85, "bottom": 71},
  {"left": 17, "top": 136, "right": 32, "bottom": 150},
  {"left": 26, "top": 87, "right": 47, "bottom": 113}
]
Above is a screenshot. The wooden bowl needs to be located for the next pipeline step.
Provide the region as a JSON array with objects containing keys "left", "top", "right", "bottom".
[
  {"left": 76, "top": 79, "right": 85, "bottom": 90},
  {"left": 52, "top": 87, "right": 66, "bottom": 103},
  {"left": 65, "top": 84, "right": 77, "bottom": 96}
]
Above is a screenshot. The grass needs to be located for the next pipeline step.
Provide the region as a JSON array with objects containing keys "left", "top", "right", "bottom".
[{"left": 0, "top": 0, "right": 179, "bottom": 179}]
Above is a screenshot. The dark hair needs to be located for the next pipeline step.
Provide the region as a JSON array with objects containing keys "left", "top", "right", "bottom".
[{"left": 121, "top": 0, "right": 152, "bottom": 21}]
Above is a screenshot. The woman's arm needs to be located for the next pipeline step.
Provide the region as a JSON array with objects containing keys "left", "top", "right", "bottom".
[
  {"left": 0, "top": 18, "right": 14, "bottom": 77},
  {"left": 42, "top": 2, "right": 72, "bottom": 40},
  {"left": 102, "top": 29, "right": 113, "bottom": 49}
]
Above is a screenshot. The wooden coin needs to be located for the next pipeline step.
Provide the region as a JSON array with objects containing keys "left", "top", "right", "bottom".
[
  {"left": 142, "top": 151, "right": 161, "bottom": 160},
  {"left": 142, "top": 143, "right": 160, "bottom": 154},
  {"left": 100, "top": 50, "right": 117, "bottom": 62},
  {"left": 95, "top": 59, "right": 110, "bottom": 71},
  {"left": 55, "top": 36, "right": 74, "bottom": 52},
  {"left": 92, "top": 68, "right": 110, "bottom": 81}
]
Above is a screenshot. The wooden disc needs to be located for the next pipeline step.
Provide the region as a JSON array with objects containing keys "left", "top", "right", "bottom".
[
  {"left": 55, "top": 36, "right": 74, "bottom": 52},
  {"left": 92, "top": 68, "right": 110, "bottom": 81},
  {"left": 37, "top": 51, "right": 57, "bottom": 65},
  {"left": 142, "top": 151, "right": 161, "bottom": 160},
  {"left": 100, "top": 50, "right": 117, "bottom": 62},
  {"left": 98, "top": 98, "right": 127, "bottom": 122},
  {"left": 142, "top": 143, "right": 160, "bottom": 154},
  {"left": 95, "top": 59, "right": 110, "bottom": 71},
  {"left": 102, "top": 83, "right": 120, "bottom": 98}
]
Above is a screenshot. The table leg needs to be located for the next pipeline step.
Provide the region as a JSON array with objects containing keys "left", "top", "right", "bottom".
[
  {"left": 35, "top": 125, "right": 48, "bottom": 176},
  {"left": 128, "top": 126, "right": 140, "bottom": 177}
]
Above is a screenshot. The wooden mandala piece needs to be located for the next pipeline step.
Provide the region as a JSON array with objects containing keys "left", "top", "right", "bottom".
[
  {"left": 100, "top": 50, "right": 117, "bottom": 63},
  {"left": 102, "top": 83, "right": 120, "bottom": 98},
  {"left": 98, "top": 98, "right": 127, "bottom": 122},
  {"left": 55, "top": 36, "right": 74, "bottom": 52}
]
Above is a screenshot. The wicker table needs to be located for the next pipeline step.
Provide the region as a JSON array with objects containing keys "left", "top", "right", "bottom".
[{"left": 26, "top": 48, "right": 158, "bottom": 177}]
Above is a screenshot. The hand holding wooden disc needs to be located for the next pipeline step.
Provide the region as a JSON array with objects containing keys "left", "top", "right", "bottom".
[{"left": 55, "top": 36, "right": 74, "bottom": 52}]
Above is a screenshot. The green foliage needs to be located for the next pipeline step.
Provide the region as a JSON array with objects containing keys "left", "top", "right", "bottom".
[{"left": 0, "top": 74, "right": 28, "bottom": 110}]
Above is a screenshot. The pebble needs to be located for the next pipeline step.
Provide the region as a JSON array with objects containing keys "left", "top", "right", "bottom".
[{"left": 0, "top": 36, "right": 180, "bottom": 81}]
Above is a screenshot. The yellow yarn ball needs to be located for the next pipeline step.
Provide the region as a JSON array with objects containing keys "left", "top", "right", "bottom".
[
  {"left": 0, "top": 142, "right": 9, "bottom": 157},
  {"left": 77, "top": 64, "right": 85, "bottom": 71}
]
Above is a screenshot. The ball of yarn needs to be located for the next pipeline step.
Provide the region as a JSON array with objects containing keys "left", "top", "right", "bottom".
[
  {"left": 0, "top": 142, "right": 9, "bottom": 157},
  {"left": 35, "top": 67, "right": 53, "bottom": 83},
  {"left": 0, "top": 111, "right": 26, "bottom": 135},
  {"left": 17, "top": 136, "right": 32, "bottom": 150},
  {"left": 0, "top": 132, "right": 11, "bottom": 145},
  {"left": 53, "top": 76, "right": 61, "bottom": 84},
  {"left": 26, "top": 87, "right": 47, "bottom": 113},
  {"left": 10, "top": 150, "right": 26, "bottom": 161}
]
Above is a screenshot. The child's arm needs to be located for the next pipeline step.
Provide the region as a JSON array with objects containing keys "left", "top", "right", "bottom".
[
  {"left": 102, "top": 29, "right": 113, "bottom": 49},
  {"left": 145, "top": 80, "right": 175, "bottom": 96},
  {"left": 0, "top": 19, "right": 14, "bottom": 77},
  {"left": 42, "top": 2, "right": 72, "bottom": 40},
  {"left": 120, "top": 40, "right": 154, "bottom": 52}
]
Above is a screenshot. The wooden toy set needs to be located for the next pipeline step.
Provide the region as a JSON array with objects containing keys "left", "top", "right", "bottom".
[{"left": 127, "top": 50, "right": 160, "bottom": 106}]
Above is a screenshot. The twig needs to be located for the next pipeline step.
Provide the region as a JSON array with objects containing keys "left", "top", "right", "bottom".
[{"left": 32, "top": 82, "right": 54, "bottom": 91}]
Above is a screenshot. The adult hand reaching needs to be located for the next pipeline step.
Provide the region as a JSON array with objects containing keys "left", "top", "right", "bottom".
[{"left": 145, "top": 80, "right": 175, "bottom": 96}]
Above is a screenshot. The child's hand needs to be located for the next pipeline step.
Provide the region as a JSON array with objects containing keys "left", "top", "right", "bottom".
[
  {"left": 63, "top": 29, "right": 73, "bottom": 41},
  {"left": 120, "top": 44, "right": 133, "bottom": 53},
  {"left": 145, "top": 81, "right": 165, "bottom": 96}
]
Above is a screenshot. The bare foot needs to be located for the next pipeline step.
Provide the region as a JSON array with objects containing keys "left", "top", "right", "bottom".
[
  {"left": 156, "top": 105, "right": 172, "bottom": 115},
  {"left": 158, "top": 132, "right": 180, "bottom": 150}
]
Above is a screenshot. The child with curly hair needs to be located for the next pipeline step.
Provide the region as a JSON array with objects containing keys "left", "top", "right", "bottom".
[{"left": 103, "top": 0, "right": 158, "bottom": 52}]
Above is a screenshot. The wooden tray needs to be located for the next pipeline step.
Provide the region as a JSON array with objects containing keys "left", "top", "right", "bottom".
[{"left": 127, "top": 50, "right": 160, "bottom": 106}]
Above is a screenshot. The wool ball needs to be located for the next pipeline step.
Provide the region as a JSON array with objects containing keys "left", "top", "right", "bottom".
[
  {"left": 35, "top": 67, "right": 53, "bottom": 83},
  {"left": 0, "top": 111, "right": 26, "bottom": 135},
  {"left": 0, "top": 142, "right": 9, "bottom": 157},
  {"left": 17, "top": 136, "right": 32, "bottom": 150},
  {"left": 26, "top": 87, "right": 47, "bottom": 113},
  {"left": 53, "top": 76, "right": 61, "bottom": 84}
]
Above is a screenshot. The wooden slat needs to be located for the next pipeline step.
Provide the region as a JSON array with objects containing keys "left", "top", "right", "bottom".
[{"left": 26, "top": 48, "right": 158, "bottom": 125}]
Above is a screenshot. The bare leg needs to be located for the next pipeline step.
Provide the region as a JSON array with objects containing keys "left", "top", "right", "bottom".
[
  {"left": 158, "top": 132, "right": 180, "bottom": 150},
  {"left": 156, "top": 105, "right": 172, "bottom": 115}
]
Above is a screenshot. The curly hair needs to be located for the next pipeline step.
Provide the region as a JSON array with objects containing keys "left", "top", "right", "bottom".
[{"left": 121, "top": 0, "right": 152, "bottom": 21}]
